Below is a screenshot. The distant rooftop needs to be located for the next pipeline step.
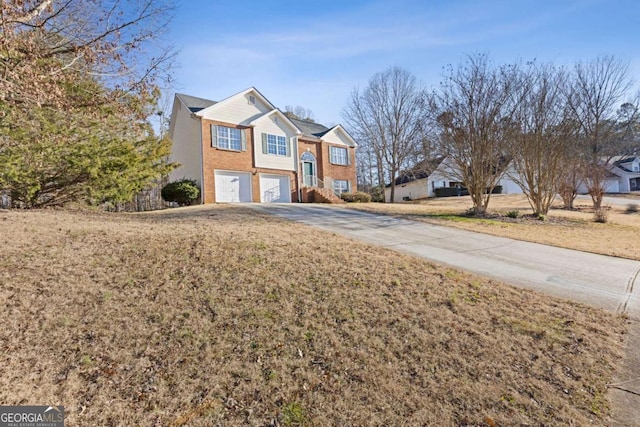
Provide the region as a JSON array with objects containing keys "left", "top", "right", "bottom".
[
  {"left": 614, "top": 156, "right": 639, "bottom": 173},
  {"left": 288, "top": 117, "right": 331, "bottom": 138}
]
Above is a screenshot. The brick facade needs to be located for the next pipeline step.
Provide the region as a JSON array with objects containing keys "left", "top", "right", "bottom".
[
  {"left": 201, "top": 119, "right": 299, "bottom": 203},
  {"left": 322, "top": 144, "right": 356, "bottom": 190},
  {"left": 171, "top": 90, "right": 357, "bottom": 204}
]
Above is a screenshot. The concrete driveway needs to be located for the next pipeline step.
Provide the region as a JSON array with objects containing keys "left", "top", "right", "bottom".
[
  {"left": 576, "top": 194, "right": 640, "bottom": 208},
  {"left": 251, "top": 203, "right": 640, "bottom": 426},
  {"left": 253, "top": 203, "right": 639, "bottom": 315}
]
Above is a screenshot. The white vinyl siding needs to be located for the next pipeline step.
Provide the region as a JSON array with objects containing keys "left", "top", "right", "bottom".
[
  {"left": 330, "top": 146, "right": 349, "bottom": 165},
  {"left": 254, "top": 118, "right": 296, "bottom": 171},
  {"left": 199, "top": 91, "right": 271, "bottom": 125},
  {"left": 332, "top": 179, "right": 350, "bottom": 195},
  {"left": 384, "top": 178, "right": 429, "bottom": 202},
  {"left": 168, "top": 97, "right": 204, "bottom": 190}
]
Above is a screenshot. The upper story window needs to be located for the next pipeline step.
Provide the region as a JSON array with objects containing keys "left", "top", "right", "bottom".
[
  {"left": 261, "top": 133, "right": 290, "bottom": 157},
  {"left": 267, "top": 134, "right": 287, "bottom": 156},
  {"left": 330, "top": 146, "right": 350, "bottom": 165},
  {"left": 211, "top": 125, "right": 246, "bottom": 151}
]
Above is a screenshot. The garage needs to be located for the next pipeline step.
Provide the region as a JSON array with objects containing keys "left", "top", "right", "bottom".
[
  {"left": 259, "top": 174, "right": 291, "bottom": 203},
  {"left": 214, "top": 170, "right": 252, "bottom": 202}
]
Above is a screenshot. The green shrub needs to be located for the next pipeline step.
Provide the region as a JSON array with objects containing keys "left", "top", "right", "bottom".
[
  {"left": 340, "top": 191, "right": 372, "bottom": 203},
  {"left": 506, "top": 210, "right": 520, "bottom": 218},
  {"left": 161, "top": 179, "right": 200, "bottom": 206},
  {"left": 369, "top": 186, "right": 384, "bottom": 202}
]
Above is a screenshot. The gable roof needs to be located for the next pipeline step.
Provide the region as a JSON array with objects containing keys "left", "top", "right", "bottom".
[
  {"left": 175, "top": 93, "right": 217, "bottom": 112},
  {"left": 387, "top": 156, "right": 445, "bottom": 187},
  {"left": 613, "top": 156, "right": 639, "bottom": 173},
  {"left": 249, "top": 110, "right": 302, "bottom": 134},
  {"left": 322, "top": 124, "right": 358, "bottom": 147},
  {"left": 172, "top": 88, "right": 357, "bottom": 145},
  {"left": 195, "top": 87, "right": 276, "bottom": 118}
]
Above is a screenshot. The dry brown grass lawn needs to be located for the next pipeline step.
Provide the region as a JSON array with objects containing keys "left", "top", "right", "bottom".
[
  {"left": 0, "top": 205, "right": 628, "bottom": 426},
  {"left": 348, "top": 194, "right": 640, "bottom": 261}
]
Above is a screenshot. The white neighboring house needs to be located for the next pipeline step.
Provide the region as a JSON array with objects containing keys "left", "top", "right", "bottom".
[
  {"left": 384, "top": 158, "right": 524, "bottom": 202},
  {"left": 575, "top": 157, "right": 640, "bottom": 194},
  {"left": 614, "top": 157, "right": 640, "bottom": 192},
  {"left": 576, "top": 175, "right": 621, "bottom": 194},
  {"left": 426, "top": 157, "right": 524, "bottom": 198},
  {"left": 384, "top": 175, "right": 429, "bottom": 203},
  {"left": 387, "top": 155, "right": 640, "bottom": 203}
]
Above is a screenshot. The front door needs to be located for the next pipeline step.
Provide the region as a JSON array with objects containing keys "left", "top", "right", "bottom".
[
  {"left": 303, "top": 161, "right": 315, "bottom": 187},
  {"left": 301, "top": 151, "right": 317, "bottom": 187}
]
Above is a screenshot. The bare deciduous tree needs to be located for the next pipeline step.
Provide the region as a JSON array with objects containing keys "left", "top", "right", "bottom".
[
  {"left": 343, "top": 67, "right": 430, "bottom": 202},
  {"left": 507, "top": 63, "right": 574, "bottom": 215},
  {"left": 283, "top": 105, "right": 316, "bottom": 122},
  {"left": 0, "top": 0, "right": 176, "bottom": 109},
  {"left": 558, "top": 153, "right": 582, "bottom": 209},
  {"left": 564, "top": 56, "right": 635, "bottom": 210},
  {"left": 433, "top": 54, "right": 519, "bottom": 215}
]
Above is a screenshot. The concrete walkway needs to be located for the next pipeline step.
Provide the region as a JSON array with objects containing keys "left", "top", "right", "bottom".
[{"left": 251, "top": 203, "right": 640, "bottom": 426}]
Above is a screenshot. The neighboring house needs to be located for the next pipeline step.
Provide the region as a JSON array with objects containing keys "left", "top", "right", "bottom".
[
  {"left": 611, "top": 156, "right": 640, "bottom": 192},
  {"left": 383, "top": 157, "right": 443, "bottom": 203},
  {"left": 168, "top": 88, "right": 357, "bottom": 203},
  {"left": 387, "top": 155, "right": 640, "bottom": 203},
  {"left": 426, "top": 157, "right": 524, "bottom": 198},
  {"left": 575, "top": 157, "right": 640, "bottom": 194},
  {"left": 384, "top": 174, "right": 429, "bottom": 203}
]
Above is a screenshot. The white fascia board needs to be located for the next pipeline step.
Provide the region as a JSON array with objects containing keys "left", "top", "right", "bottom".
[
  {"left": 250, "top": 110, "right": 302, "bottom": 135},
  {"left": 323, "top": 125, "right": 358, "bottom": 147},
  {"left": 195, "top": 87, "right": 276, "bottom": 118}
]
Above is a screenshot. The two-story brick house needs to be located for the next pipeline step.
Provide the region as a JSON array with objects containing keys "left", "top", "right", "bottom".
[{"left": 168, "top": 88, "right": 357, "bottom": 203}]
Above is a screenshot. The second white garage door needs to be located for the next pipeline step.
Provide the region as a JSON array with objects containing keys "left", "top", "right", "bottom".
[
  {"left": 259, "top": 174, "right": 291, "bottom": 203},
  {"left": 214, "top": 170, "right": 252, "bottom": 202}
]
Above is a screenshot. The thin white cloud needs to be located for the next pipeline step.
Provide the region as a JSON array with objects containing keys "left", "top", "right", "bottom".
[{"left": 170, "top": 0, "right": 638, "bottom": 125}]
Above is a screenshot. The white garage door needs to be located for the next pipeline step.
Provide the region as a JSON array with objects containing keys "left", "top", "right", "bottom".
[
  {"left": 214, "top": 170, "right": 252, "bottom": 202},
  {"left": 259, "top": 174, "right": 291, "bottom": 203}
]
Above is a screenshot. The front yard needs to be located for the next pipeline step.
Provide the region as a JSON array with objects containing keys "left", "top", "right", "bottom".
[{"left": 0, "top": 205, "right": 628, "bottom": 425}]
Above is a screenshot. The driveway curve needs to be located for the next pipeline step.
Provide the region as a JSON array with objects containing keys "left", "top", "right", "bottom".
[{"left": 250, "top": 203, "right": 640, "bottom": 426}]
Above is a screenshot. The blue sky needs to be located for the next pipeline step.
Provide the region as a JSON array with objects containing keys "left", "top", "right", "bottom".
[{"left": 166, "top": 0, "right": 640, "bottom": 126}]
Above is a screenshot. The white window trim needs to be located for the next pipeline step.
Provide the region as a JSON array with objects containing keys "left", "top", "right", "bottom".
[
  {"left": 261, "top": 133, "right": 291, "bottom": 157},
  {"left": 211, "top": 124, "right": 246, "bottom": 152},
  {"left": 332, "top": 179, "right": 350, "bottom": 195},
  {"left": 267, "top": 134, "right": 287, "bottom": 156},
  {"left": 330, "top": 146, "right": 349, "bottom": 165}
]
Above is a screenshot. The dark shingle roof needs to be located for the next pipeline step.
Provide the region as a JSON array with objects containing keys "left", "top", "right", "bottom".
[
  {"left": 288, "top": 117, "right": 330, "bottom": 138},
  {"left": 387, "top": 156, "right": 446, "bottom": 187},
  {"left": 614, "top": 156, "right": 638, "bottom": 173},
  {"left": 176, "top": 93, "right": 217, "bottom": 112}
]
